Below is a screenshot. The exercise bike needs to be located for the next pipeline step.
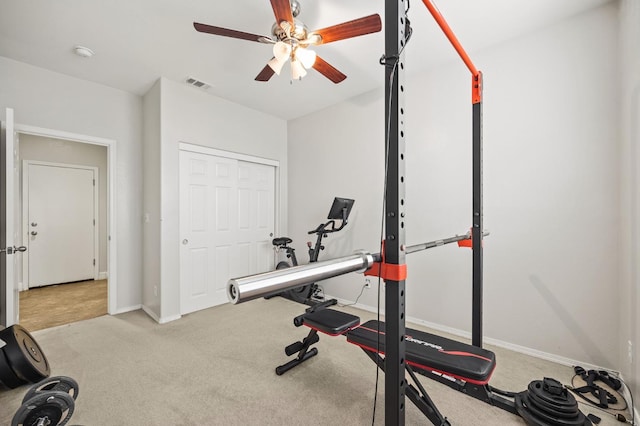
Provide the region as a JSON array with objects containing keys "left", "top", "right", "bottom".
[{"left": 268, "top": 197, "right": 354, "bottom": 306}]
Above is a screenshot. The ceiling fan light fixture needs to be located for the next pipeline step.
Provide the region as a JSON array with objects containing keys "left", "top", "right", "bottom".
[
  {"left": 295, "top": 47, "right": 316, "bottom": 69},
  {"left": 268, "top": 56, "right": 286, "bottom": 75},
  {"left": 272, "top": 41, "right": 292, "bottom": 61},
  {"left": 291, "top": 59, "right": 307, "bottom": 80},
  {"left": 306, "top": 33, "right": 322, "bottom": 45}
]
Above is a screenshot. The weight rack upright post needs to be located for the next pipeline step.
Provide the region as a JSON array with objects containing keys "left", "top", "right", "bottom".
[{"left": 383, "top": 0, "right": 407, "bottom": 424}]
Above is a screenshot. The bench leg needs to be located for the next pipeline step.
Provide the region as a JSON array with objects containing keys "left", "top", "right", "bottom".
[{"left": 276, "top": 329, "right": 320, "bottom": 376}]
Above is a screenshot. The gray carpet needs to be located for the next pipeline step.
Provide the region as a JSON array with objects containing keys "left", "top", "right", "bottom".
[{"left": 0, "top": 297, "right": 627, "bottom": 425}]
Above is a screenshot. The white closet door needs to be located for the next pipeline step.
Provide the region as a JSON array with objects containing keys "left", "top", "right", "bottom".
[
  {"left": 180, "top": 150, "right": 275, "bottom": 315},
  {"left": 236, "top": 161, "right": 275, "bottom": 276}
]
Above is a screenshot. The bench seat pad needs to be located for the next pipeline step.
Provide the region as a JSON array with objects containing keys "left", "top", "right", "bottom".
[{"left": 347, "top": 320, "right": 496, "bottom": 385}]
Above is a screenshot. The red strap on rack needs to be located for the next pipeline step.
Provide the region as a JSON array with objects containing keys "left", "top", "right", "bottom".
[{"left": 364, "top": 242, "right": 408, "bottom": 281}]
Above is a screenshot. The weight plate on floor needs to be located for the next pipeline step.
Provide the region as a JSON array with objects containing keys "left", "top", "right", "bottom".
[
  {"left": 23, "top": 376, "right": 80, "bottom": 404},
  {"left": 0, "top": 350, "right": 27, "bottom": 389},
  {"left": 0, "top": 325, "right": 50, "bottom": 383},
  {"left": 11, "top": 391, "right": 75, "bottom": 426}
]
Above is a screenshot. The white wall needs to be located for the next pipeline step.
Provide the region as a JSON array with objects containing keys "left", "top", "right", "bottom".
[
  {"left": 142, "top": 80, "right": 161, "bottom": 317},
  {"left": 618, "top": 0, "right": 640, "bottom": 401},
  {"left": 288, "top": 3, "right": 620, "bottom": 367},
  {"left": 141, "top": 78, "right": 288, "bottom": 322},
  {"left": 0, "top": 56, "right": 143, "bottom": 312},
  {"left": 19, "top": 134, "right": 108, "bottom": 276}
]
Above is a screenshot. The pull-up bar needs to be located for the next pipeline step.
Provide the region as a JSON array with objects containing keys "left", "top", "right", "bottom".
[{"left": 422, "top": 0, "right": 483, "bottom": 104}]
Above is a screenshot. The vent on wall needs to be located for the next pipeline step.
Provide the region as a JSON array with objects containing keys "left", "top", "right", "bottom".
[{"left": 185, "top": 77, "right": 212, "bottom": 90}]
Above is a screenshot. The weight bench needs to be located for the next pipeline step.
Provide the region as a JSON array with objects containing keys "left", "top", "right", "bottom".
[{"left": 277, "top": 308, "right": 516, "bottom": 424}]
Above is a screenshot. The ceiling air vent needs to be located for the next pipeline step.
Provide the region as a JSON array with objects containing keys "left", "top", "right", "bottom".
[{"left": 185, "top": 77, "right": 211, "bottom": 90}]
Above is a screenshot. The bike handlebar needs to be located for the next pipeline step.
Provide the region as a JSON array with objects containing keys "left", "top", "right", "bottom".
[{"left": 308, "top": 219, "right": 347, "bottom": 235}]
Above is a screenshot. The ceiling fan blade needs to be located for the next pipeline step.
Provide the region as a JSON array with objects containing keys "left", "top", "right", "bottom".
[
  {"left": 194, "top": 22, "right": 268, "bottom": 43},
  {"left": 270, "top": 0, "right": 293, "bottom": 26},
  {"left": 311, "top": 14, "right": 382, "bottom": 45},
  {"left": 312, "top": 56, "right": 347, "bottom": 84},
  {"left": 255, "top": 63, "right": 276, "bottom": 82}
]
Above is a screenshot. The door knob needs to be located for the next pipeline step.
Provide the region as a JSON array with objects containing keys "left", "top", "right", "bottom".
[
  {"left": 182, "top": 239, "right": 188, "bottom": 245},
  {"left": 31, "top": 222, "right": 37, "bottom": 227},
  {"left": 31, "top": 231, "right": 38, "bottom": 236},
  {"left": 0, "top": 246, "right": 26, "bottom": 254}
]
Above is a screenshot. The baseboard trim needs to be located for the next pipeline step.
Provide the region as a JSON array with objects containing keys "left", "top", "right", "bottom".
[
  {"left": 140, "top": 305, "right": 181, "bottom": 324},
  {"left": 97, "top": 271, "right": 108, "bottom": 280},
  {"left": 158, "top": 314, "right": 181, "bottom": 324},
  {"left": 114, "top": 304, "right": 141, "bottom": 315},
  {"left": 326, "top": 294, "right": 612, "bottom": 374},
  {"left": 141, "top": 305, "right": 160, "bottom": 322}
]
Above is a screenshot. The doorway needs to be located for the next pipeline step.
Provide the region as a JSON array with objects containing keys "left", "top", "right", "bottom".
[
  {"left": 23, "top": 161, "right": 99, "bottom": 287},
  {"left": 13, "top": 126, "right": 116, "bottom": 328}
]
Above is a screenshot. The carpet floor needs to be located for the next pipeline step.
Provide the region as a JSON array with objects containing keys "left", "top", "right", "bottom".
[{"left": 0, "top": 297, "right": 630, "bottom": 425}]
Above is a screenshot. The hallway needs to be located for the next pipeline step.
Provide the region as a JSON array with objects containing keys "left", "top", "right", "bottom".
[{"left": 19, "top": 280, "right": 108, "bottom": 331}]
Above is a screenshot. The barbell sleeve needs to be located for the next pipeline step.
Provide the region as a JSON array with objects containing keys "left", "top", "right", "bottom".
[{"left": 227, "top": 251, "right": 376, "bottom": 304}]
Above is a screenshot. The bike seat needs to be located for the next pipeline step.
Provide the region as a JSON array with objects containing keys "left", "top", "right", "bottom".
[{"left": 272, "top": 237, "right": 292, "bottom": 246}]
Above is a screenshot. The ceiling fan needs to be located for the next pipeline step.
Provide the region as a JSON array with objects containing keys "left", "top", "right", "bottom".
[{"left": 193, "top": 0, "right": 382, "bottom": 83}]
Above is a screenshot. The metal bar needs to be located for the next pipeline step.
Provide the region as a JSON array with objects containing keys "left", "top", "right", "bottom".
[
  {"left": 405, "top": 230, "right": 489, "bottom": 254},
  {"left": 227, "top": 252, "right": 375, "bottom": 304},
  {"left": 384, "top": 0, "right": 407, "bottom": 424},
  {"left": 472, "top": 97, "right": 483, "bottom": 347},
  {"left": 406, "top": 234, "right": 469, "bottom": 253},
  {"left": 421, "top": 0, "right": 479, "bottom": 77}
]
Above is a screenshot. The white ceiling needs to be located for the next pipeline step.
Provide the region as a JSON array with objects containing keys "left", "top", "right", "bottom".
[{"left": 0, "top": 0, "right": 611, "bottom": 120}]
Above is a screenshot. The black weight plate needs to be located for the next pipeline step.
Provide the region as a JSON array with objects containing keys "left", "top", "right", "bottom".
[
  {"left": 0, "top": 349, "right": 27, "bottom": 388},
  {"left": 0, "top": 325, "right": 50, "bottom": 383},
  {"left": 23, "top": 376, "right": 80, "bottom": 404},
  {"left": 12, "top": 391, "right": 75, "bottom": 426}
]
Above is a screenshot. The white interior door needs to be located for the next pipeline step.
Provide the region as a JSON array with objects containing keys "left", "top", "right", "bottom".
[
  {"left": 179, "top": 150, "right": 275, "bottom": 315},
  {"left": 26, "top": 163, "right": 96, "bottom": 287},
  {"left": 0, "top": 108, "right": 19, "bottom": 326}
]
